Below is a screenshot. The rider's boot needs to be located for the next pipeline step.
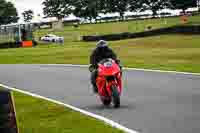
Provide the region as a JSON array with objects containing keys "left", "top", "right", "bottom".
[
  {"left": 91, "top": 69, "right": 98, "bottom": 93},
  {"left": 92, "top": 84, "right": 98, "bottom": 93}
]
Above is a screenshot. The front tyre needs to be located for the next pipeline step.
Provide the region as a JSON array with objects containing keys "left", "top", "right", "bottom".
[
  {"left": 102, "top": 98, "right": 111, "bottom": 106},
  {"left": 112, "top": 85, "right": 120, "bottom": 108}
]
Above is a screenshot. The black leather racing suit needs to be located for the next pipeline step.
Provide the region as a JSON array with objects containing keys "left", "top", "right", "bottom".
[{"left": 90, "top": 46, "right": 119, "bottom": 92}]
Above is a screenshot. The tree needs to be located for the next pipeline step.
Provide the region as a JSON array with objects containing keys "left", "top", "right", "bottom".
[
  {"left": 0, "top": 0, "right": 19, "bottom": 25},
  {"left": 129, "top": 0, "right": 147, "bottom": 30},
  {"left": 141, "top": 0, "right": 171, "bottom": 17},
  {"left": 73, "top": 0, "right": 100, "bottom": 22},
  {"left": 102, "top": 0, "right": 129, "bottom": 20},
  {"left": 170, "top": 0, "right": 197, "bottom": 14},
  {"left": 22, "top": 10, "right": 34, "bottom": 22},
  {"left": 116, "top": 0, "right": 129, "bottom": 20},
  {"left": 129, "top": 0, "right": 145, "bottom": 13},
  {"left": 43, "top": 0, "right": 73, "bottom": 20},
  {"left": 198, "top": 0, "right": 200, "bottom": 12}
]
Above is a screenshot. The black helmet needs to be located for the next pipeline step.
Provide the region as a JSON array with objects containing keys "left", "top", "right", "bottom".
[{"left": 96, "top": 40, "right": 108, "bottom": 48}]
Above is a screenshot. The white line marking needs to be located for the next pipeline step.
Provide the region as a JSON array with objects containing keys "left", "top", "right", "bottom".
[
  {"left": 0, "top": 83, "right": 139, "bottom": 133},
  {"left": 1, "top": 64, "right": 198, "bottom": 133},
  {"left": 43, "top": 64, "right": 200, "bottom": 76},
  {"left": 124, "top": 67, "right": 200, "bottom": 76}
]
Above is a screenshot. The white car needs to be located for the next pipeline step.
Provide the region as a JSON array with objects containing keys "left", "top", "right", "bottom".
[{"left": 41, "top": 34, "right": 64, "bottom": 43}]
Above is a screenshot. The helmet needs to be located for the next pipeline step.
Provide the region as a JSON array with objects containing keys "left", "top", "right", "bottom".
[{"left": 96, "top": 40, "right": 108, "bottom": 48}]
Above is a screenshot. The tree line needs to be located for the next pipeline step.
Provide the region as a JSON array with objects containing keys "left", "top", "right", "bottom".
[
  {"left": 0, "top": 0, "right": 34, "bottom": 24},
  {"left": 0, "top": 0, "right": 18, "bottom": 25},
  {"left": 43, "top": 0, "right": 197, "bottom": 22},
  {"left": 0, "top": 0, "right": 198, "bottom": 25}
]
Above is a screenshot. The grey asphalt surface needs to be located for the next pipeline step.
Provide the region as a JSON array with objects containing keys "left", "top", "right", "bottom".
[{"left": 0, "top": 64, "right": 200, "bottom": 133}]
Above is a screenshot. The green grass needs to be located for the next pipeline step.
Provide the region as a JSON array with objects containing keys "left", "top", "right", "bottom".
[
  {"left": 1, "top": 15, "right": 200, "bottom": 73},
  {"left": 0, "top": 34, "right": 200, "bottom": 73},
  {"left": 187, "top": 15, "right": 200, "bottom": 25},
  {"left": 34, "top": 15, "right": 200, "bottom": 42},
  {"left": 13, "top": 91, "right": 124, "bottom": 133}
]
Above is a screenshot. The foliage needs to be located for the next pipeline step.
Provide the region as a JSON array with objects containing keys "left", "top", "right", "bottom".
[
  {"left": 0, "top": 0, "right": 19, "bottom": 25},
  {"left": 22, "top": 10, "right": 34, "bottom": 22},
  {"left": 141, "top": 0, "right": 172, "bottom": 17},
  {"left": 73, "top": 0, "right": 100, "bottom": 22},
  {"left": 43, "top": 0, "right": 73, "bottom": 20},
  {"left": 170, "top": 0, "right": 197, "bottom": 13}
]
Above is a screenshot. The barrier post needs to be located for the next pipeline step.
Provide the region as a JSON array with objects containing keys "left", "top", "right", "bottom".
[{"left": 0, "top": 88, "right": 19, "bottom": 133}]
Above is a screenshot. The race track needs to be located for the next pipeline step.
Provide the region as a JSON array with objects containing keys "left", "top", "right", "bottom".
[{"left": 0, "top": 65, "right": 200, "bottom": 133}]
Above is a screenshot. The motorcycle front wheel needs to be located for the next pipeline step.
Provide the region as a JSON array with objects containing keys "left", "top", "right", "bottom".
[
  {"left": 111, "top": 85, "right": 120, "bottom": 108},
  {"left": 102, "top": 98, "right": 111, "bottom": 106}
]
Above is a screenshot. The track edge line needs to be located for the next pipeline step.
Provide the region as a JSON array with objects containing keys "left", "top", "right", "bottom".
[
  {"left": 0, "top": 83, "right": 139, "bottom": 133},
  {"left": 44, "top": 64, "right": 200, "bottom": 76}
]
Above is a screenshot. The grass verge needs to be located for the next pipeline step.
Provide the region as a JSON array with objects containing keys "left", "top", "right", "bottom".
[
  {"left": 0, "top": 34, "right": 200, "bottom": 73},
  {"left": 13, "top": 91, "right": 124, "bottom": 133},
  {"left": 34, "top": 15, "right": 200, "bottom": 42}
]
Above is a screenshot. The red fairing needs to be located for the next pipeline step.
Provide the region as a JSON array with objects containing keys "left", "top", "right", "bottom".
[
  {"left": 116, "top": 72, "right": 122, "bottom": 94},
  {"left": 96, "top": 59, "right": 122, "bottom": 98},
  {"left": 98, "top": 61, "right": 120, "bottom": 76},
  {"left": 96, "top": 76, "right": 107, "bottom": 95}
]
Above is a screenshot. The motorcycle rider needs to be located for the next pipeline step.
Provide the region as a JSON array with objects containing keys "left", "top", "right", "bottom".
[{"left": 89, "top": 40, "right": 121, "bottom": 93}]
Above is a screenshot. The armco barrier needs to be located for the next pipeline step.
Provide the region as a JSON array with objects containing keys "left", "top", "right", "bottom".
[
  {"left": 0, "top": 88, "right": 18, "bottom": 133},
  {"left": 0, "top": 42, "right": 21, "bottom": 49},
  {"left": 82, "top": 25, "right": 200, "bottom": 41}
]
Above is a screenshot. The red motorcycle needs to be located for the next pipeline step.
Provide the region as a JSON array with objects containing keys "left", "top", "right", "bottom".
[{"left": 90, "top": 58, "right": 122, "bottom": 108}]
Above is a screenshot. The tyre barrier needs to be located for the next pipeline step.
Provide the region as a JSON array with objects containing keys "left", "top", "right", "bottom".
[
  {"left": 0, "top": 40, "right": 38, "bottom": 49},
  {"left": 0, "top": 89, "right": 18, "bottom": 133},
  {"left": 82, "top": 25, "right": 200, "bottom": 42},
  {"left": 0, "top": 42, "right": 21, "bottom": 49}
]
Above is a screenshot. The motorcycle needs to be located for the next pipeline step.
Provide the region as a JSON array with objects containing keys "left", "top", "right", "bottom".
[{"left": 89, "top": 58, "right": 122, "bottom": 108}]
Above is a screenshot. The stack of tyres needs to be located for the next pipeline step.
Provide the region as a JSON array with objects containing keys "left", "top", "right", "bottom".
[{"left": 0, "top": 89, "right": 18, "bottom": 133}]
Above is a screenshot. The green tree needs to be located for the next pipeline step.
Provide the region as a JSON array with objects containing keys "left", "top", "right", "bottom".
[
  {"left": 198, "top": 0, "right": 200, "bottom": 12},
  {"left": 170, "top": 0, "right": 197, "bottom": 14},
  {"left": 102, "top": 0, "right": 129, "bottom": 20},
  {"left": 128, "top": 0, "right": 146, "bottom": 30},
  {"left": 142, "top": 0, "right": 171, "bottom": 17},
  {"left": 0, "top": 0, "right": 19, "bottom": 25},
  {"left": 73, "top": 0, "right": 100, "bottom": 22},
  {"left": 129, "top": 0, "right": 145, "bottom": 13},
  {"left": 22, "top": 10, "right": 34, "bottom": 22},
  {"left": 115, "top": 0, "right": 129, "bottom": 20},
  {"left": 43, "top": 0, "right": 73, "bottom": 21}
]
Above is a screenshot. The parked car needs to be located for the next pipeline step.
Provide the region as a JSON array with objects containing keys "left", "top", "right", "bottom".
[{"left": 40, "top": 34, "right": 64, "bottom": 43}]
